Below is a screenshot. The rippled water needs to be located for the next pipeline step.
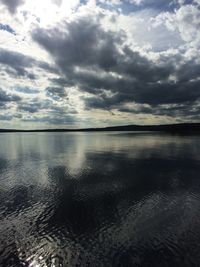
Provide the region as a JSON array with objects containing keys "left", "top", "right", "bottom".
[{"left": 1, "top": 132, "right": 200, "bottom": 266}]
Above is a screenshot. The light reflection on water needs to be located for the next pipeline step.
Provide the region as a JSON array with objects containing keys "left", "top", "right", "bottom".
[{"left": 1, "top": 132, "right": 200, "bottom": 266}]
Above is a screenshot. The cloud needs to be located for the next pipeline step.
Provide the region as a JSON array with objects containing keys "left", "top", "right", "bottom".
[
  {"left": 0, "top": 87, "right": 21, "bottom": 103},
  {"left": 0, "top": 0, "right": 199, "bottom": 126},
  {"left": 49, "top": 78, "right": 71, "bottom": 87},
  {"left": 0, "top": 0, "right": 25, "bottom": 13},
  {"left": 0, "top": 48, "right": 57, "bottom": 79},
  {"left": 17, "top": 97, "right": 78, "bottom": 127},
  {"left": 175, "top": 4, "right": 200, "bottom": 48},
  {"left": 0, "top": 115, "right": 13, "bottom": 121},
  {"left": 128, "top": 0, "right": 143, "bottom": 5},
  {"left": 98, "top": 0, "right": 122, "bottom": 6},
  {"left": 18, "top": 104, "right": 42, "bottom": 113},
  {"left": 0, "top": 24, "right": 15, "bottom": 35},
  {"left": 45, "top": 87, "right": 68, "bottom": 101},
  {"left": 0, "top": 48, "right": 36, "bottom": 78},
  {"left": 52, "top": 0, "right": 62, "bottom": 5},
  {"left": 32, "top": 17, "right": 123, "bottom": 73},
  {"left": 22, "top": 114, "right": 76, "bottom": 125},
  {"left": 118, "top": 101, "right": 200, "bottom": 122},
  {"left": 15, "top": 87, "right": 39, "bottom": 94},
  {"left": 32, "top": 16, "right": 200, "bottom": 106},
  {"left": 17, "top": 98, "right": 52, "bottom": 113},
  {"left": 153, "top": 4, "right": 200, "bottom": 49}
]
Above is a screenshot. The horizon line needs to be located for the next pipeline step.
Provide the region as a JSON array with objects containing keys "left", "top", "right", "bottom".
[{"left": 0, "top": 122, "right": 200, "bottom": 132}]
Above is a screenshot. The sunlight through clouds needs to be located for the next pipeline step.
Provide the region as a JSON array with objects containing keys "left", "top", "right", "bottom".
[{"left": 0, "top": 0, "right": 200, "bottom": 129}]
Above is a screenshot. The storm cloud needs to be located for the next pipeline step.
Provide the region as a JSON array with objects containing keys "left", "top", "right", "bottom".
[
  {"left": 32, "top": 15, "right": 200, "bottom": 116},
  {"left": 32, "top": 17, "right": 122, "bottom": 73}
]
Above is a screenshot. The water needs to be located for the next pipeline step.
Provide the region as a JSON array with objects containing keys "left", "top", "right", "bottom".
[{"left": 1, "top": 132, "right": 200, "bottom": 266}]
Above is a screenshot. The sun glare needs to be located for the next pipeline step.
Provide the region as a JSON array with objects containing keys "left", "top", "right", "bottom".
[{"left": 22, "top": 0, "right": 80, "bottom": 26}]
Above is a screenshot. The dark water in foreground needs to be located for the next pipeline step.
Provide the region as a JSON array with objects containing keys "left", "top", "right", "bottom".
[{"left": 1, "top": 132, "right": 200, "bottom": 266}]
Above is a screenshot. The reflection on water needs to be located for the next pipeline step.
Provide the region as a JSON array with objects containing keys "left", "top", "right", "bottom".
[{"left": 1, "top": 132, "right": 200, "bottom": 266}]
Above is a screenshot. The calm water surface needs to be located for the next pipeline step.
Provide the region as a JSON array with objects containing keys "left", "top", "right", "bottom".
[{"left": 1, "top": 132, "right": 200, "bottom": 266}]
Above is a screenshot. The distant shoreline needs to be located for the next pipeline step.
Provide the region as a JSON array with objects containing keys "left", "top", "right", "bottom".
[{"left": 1, "top": 123, "right": 200, "bottom": 133}]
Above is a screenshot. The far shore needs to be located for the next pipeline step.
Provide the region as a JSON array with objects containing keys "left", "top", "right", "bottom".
[{"left": 1, "top": 123, "right": 200, "bottom": 133}]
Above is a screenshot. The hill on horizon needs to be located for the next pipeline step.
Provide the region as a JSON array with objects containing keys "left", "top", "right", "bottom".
[{"left": 0, "top": 123, "right": 200, "bottom": 132}]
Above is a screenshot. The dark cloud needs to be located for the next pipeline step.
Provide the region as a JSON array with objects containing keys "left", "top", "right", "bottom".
[
  {"left": 118, "top": 101, "right": 200, "bottom": 121},
  {"left": 83, "top": 94, "right": 116, "bottom": 110},
  {"left": 0, "top": 87, "right": 21, "bottom": 103},
  {"left": 45, "top": 87, "right": 68, "bottom": 101},
  {"left": 50, "top": 78, "right": 71, "bottom": 87},
  {"left": 17, "top": 98, "right": 77, "bottom": 120},
  {"left": 32, "top": 17, "right": 123, "bottom": 72},
  {"left": 32, "top": 15, "right": 200, "bottom": 119},
  {"left": 18, "top": 104, "right": 41, "bottom": 114},
  {"left": 0, "top": 0, "right": 25, "bottom": 13},
  {"left": 0, "top": 48, "right": 35, "bottom": 78},
  {"left": 0, "top": 48, "right": 57, "bottom": 79},
  {"left": 49, "top": 105, "right": 78, "bottom": 115},
  {"left": 118, "top": 106, "right": 152, "bottom": 114},
  {"left": 0, "top": 23, "right": 15, "bottom": 35},
  {"left": 17, "top": 98, "right": 52, "bottom": 113},
  {"left": 38, "top": 61, "right": 59, "bottom": 74},
  {"left": 81, "top": 71, "right": 200, "bottom": 108}
]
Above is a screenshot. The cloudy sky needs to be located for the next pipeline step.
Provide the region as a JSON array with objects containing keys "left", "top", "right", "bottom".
[{"left": 0, "top": 0, "right": 200, "bottom": 129}]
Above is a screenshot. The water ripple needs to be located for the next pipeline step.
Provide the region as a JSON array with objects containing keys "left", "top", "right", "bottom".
[{"left": 1, "top": 132, "right": 200, "bottom": 266}]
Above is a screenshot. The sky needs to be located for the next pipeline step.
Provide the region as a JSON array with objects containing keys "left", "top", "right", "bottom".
[{"left": 0, "top": 0, "right": 200, "bottom": 129}]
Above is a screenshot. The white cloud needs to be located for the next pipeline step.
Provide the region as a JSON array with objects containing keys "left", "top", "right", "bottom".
[
  {"left": 153, "top": 4, "right": 200, "bottom": 50},
  {"left": 98, "top": 0, "right": 122, "bottom": 5},
  {"left": 128, "top": 0, "right": 143, "bottom": 5},
  {"left": 176, "top": 5, "right": 200, "bottom": 47}
]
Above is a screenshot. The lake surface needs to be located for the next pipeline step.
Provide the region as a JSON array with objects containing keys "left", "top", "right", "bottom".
[{"left": 1, "top": 132, "right": 200, "bottom": 266}]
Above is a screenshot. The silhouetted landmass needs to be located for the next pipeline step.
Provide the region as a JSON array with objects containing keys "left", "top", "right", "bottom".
[{"left": 1, "top": 123, "right": 200, "bottom": 133}]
